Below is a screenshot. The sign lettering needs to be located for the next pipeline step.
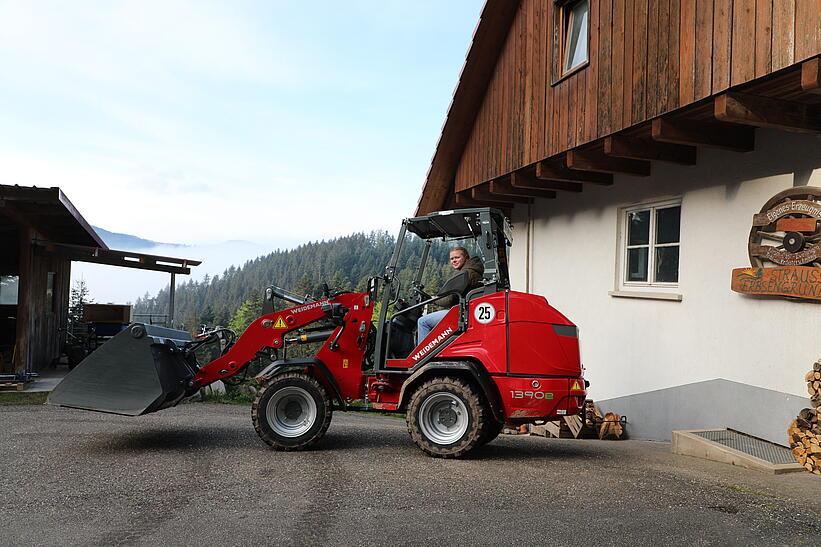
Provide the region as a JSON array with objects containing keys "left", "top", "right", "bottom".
[{"left": 731, "top": 267, "right": 821, "bottom": 301}]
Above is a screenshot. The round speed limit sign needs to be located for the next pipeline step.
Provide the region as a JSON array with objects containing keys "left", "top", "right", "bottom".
[{"left": 473, "top": 302, "right": 496, "bottom": 324}]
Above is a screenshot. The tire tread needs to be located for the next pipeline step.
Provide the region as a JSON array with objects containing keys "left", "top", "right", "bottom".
[{"left": 251, "top": 372, "right": 332, "bottom": 451}]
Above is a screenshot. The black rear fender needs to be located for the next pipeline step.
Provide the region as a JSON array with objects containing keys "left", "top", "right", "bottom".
[{"left": 397, "top": 361, "right": 503, "bottom": 423}]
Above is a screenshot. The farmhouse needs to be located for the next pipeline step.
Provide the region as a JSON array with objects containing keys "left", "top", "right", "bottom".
[{"left": 416, "top": 0, "right": 821, "bottom": 445}]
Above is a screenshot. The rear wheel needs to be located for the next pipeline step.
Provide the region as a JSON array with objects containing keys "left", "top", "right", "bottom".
[
  {"left": 406, "top": 376, "right": 487, "bottom": 458},
  {"left": 252, "top": 372, "right": 332, "bottom": 451},
  {"left": 478, "top": 418, "right": 504, "bottom": 447}
]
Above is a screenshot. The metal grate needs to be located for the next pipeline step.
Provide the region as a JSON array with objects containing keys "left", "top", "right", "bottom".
[{"left": 692, "top": 429, "right": 795, "bottom": 465}]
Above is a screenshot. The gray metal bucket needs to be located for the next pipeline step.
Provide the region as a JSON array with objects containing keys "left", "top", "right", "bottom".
[{"left": 48, "top": 323, "right": 196, "bottom": 416}]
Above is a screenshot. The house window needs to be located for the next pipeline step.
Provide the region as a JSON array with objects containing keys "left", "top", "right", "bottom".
[
  {"left": 0, "top": 276, "right": 19, "bottom": 305},
  {"left": 621, "top": 200, "right": 681, "bottom": 289},
  {"left": 560, "top": 0, "right": 589, "bottom": 75}
]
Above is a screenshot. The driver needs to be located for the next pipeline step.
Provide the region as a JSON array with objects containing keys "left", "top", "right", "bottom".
[{"left": 416, "top": 246, "right": 484, "bottom": 345}]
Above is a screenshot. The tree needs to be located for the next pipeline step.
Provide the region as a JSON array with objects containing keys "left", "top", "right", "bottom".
[
  {"left": 68, "top": 279, "right": 94, "bottom": 325},
  {"left": 228, "top": 293, "right": 263, "bottom": 334}
]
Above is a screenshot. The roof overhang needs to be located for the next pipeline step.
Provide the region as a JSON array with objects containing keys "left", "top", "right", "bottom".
[
  {"left": 0, "top": 185, "right": 107, "bottom": 248},
  {"left": 34, "top": 241, "right": 202, "bottom": 275},
  {"left": 415, "top": 0, "right": 521, "bottom": 216}
]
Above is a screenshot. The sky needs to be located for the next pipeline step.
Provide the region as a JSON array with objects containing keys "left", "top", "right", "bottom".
[
  {"left": 0, "top": 0, "right": 482, "bottom": 244},
  {"left": 0, "top": 0, "right": 484, "bottom": 302}
]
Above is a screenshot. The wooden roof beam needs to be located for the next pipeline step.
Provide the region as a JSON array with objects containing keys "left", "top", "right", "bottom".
[
  {"left": 535, "top": 161, "right": 613, "bottom": 185},
  {"left": 604, "top": 135, "right": 697, "bottom": 165},
  {"left": 715, "top": 92, "right": 821, "bottom": 134},
  {"left": 35, "top": 242, "right": 200, "bottom": 274},
  {"left": 530, "top": 166, "right": 584, "bottom": 191},
  {"left": 492, "top": 175, "right": 557, "bottom": 199},
  {"left": 651, "top": 118, "right": 755, "bottom": 152},
  {"left": 471, "top": 185, "right": 532, "bottom": 205},
  {"left": 454, "top": 192, "right": 512, "bottom": 216},
  {"left": 565, "top": 150, "right": 651, "bottom": 177},
  {"left": 801, "top": 58, "right": 821, "bottom": 95}
]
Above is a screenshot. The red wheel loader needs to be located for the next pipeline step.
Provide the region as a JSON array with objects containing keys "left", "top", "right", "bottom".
[{"left": 49, "top": 208, "right": 587, "bottom": 458}]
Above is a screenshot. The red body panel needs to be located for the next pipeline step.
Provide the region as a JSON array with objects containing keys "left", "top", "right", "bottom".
[
  {"left": 507, "top": 291, "right": 580, "bottom": 377},
  {"left": 438, "top": 293, "right": 507, "bottom": 374},
  {"left": 493, "top": 377, "right": 585, "bottom": 420}
]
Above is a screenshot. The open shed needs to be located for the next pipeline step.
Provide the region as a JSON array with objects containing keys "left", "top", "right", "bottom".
[{"left": 0, "top": 184, "right": 200, "bottom": 376}]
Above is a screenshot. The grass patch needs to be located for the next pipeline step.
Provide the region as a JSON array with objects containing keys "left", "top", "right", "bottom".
[
  {"left": 352, "top": 410, "right": 406, "bottom": 419},
  {"left": 0, "top": 392, "right": 48, "bottom": 406},
  {"left": 200, "top": 391, "right": 256, "bottom": 405},
  {"left": 726, "top": 484, "right": 773, "bottom": 498}
]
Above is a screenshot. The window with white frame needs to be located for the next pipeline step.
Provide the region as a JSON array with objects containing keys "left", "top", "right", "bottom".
[
  {"left": 621, "top": 200, "right": 681, "bottom": 287},
  {"left": 562, "top": 0, "right": 589, "bottom": 74}
]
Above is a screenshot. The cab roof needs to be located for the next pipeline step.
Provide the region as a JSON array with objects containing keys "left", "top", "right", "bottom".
[{"left": 405, "top": 207, "right": 511, "bottom": 244}]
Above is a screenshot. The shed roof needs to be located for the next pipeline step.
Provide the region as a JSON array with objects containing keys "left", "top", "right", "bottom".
[{"left": 0, "top": 184, "right": 107, "bottom": 248}]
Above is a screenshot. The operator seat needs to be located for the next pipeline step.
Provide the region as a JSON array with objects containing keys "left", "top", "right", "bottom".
[{"left": 388, "top": 299, "right": 421, "bottom": 359}]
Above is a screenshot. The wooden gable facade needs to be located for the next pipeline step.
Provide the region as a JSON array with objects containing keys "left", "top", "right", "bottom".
[{"left": 416, "top": 0, "right": 821, "bottom": 215}]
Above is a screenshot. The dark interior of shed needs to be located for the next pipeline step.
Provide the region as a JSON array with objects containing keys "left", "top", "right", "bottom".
[{"left": 0, "top": 226, "right": 20, "bottom": 369}]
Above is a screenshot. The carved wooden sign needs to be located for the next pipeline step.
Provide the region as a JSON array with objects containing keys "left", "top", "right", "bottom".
[
  {"left": 732, "top": 187, "right": 821, "bottom": 302},
  {"left": 731, "top": 267, "right": 821, "bottom": 300}
]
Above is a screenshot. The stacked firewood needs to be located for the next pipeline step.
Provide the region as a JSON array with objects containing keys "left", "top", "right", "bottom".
[
  {"left": 788, "top": 360, "right": 821, "bottom": 474},
  {"left": 598, "top": 412, "right": 624, "bottom": 440}
]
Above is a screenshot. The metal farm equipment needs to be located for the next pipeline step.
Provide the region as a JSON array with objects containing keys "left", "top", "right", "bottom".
[{"left": 49, "top": 208, "right": 588, "bottom": 458}]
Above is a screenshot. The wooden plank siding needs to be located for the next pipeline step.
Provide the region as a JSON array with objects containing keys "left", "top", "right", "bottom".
[
  {"left": 453, "top": 0, "right": 821, "bottom": 194},
  {"left": 13, "top": 232, "right": 71, "bottom": 373}
]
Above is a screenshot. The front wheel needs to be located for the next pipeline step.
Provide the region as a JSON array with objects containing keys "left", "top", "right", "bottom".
[
  {"left": 252, "top": 372, "right": 332, "bottom": 451},
  {"left": 406, "top": 376, "right": 488, "bottom": 458}
]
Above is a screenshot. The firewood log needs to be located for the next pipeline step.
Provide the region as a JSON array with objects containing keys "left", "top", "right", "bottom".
[{"left": 789, "top": 361, "right": 821, "bottom": 474}]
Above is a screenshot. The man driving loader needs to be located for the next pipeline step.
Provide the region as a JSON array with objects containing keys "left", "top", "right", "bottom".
[{"left": 416, "top": 246, "right": 484, "bottom": 344}]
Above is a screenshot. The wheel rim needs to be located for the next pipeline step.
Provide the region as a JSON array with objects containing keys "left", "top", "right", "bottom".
[
  {"left": 418, "top": 392, "right": 469, "bottom": 445},
  {"left": 265, "top": 386, "right": 317, "bottom": 438}
]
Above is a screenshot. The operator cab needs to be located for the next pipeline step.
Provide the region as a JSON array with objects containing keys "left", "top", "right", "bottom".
[{"left": 371, "top": 208, "right": 513, "bottom": 369}]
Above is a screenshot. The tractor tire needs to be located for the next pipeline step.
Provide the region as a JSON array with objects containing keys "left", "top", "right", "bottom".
[
  {"left": 252, "top": 372, "right": 332, "bottom": 451},
  {"left": 406, "top": 376, "right": 488, "bottom": 458},
  {"left": 478, "top": 418, "right": 504, "bottom": 447}
]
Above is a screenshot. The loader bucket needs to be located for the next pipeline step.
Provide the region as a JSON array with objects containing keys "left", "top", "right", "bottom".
[{"left": 48, "top": 323, "right": 196, "bottom": 416}]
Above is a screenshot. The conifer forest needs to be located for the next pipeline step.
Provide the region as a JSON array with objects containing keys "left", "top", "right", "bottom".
[{"left": 133, "top": 231, "right": 471, "bottom": 333}]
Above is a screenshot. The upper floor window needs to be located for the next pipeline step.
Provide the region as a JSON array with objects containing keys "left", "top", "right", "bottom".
[{"left": 561, "top": 0, "right": 589, "bottom": 74}]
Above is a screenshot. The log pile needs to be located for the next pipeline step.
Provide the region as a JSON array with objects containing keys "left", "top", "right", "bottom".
[
  {"left": 788, "top": 360, "right": 821, "bottom": 474},
  {"left": 530, "top": 401, "right": 625, "bottom": 440},
  {"left": 598, "top": 412, "right": 625, "bottom": 440},
  {"left": 583, "top": 401, "right": 625, "bottom": 440}
]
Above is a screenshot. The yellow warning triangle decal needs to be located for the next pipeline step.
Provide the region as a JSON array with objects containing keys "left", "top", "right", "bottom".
[
  {"left": 273, "top": 316, "right": 288, "bottom": 329},
  {"left": 571, "top": 381, "right": 581, "bottom": 391}
]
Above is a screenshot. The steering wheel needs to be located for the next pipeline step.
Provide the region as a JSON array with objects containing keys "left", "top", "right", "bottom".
[{"left": 411, "top": 285, "right": 431, "bottom": 301}]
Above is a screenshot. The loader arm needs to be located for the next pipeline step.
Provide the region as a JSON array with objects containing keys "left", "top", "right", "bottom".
[
  {"left": 194, "top": 298, "right": 338, "bottom": 386},
  {"left": 48, "top": 294, "right": 362, "bottom": 416}
]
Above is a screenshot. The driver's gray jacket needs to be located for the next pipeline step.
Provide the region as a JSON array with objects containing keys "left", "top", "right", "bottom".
[{"left": 435, "top": 257, "right": 485, "bottom": 309}]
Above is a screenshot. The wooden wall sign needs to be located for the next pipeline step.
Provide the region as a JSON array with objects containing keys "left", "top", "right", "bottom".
[
  {"left": 731, "top": 267, "right": 821, "bottom": 300},
  {"left": 732, "top": 187, "right": 821, "bottom": 302}
]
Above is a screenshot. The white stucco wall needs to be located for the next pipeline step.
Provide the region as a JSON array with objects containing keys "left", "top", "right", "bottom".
[{"left": 509, "top": 129, "right": 821, "bottom": 402}]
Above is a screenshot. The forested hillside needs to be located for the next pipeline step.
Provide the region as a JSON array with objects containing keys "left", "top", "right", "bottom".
[{"left": 133, "top": 231, "right": 461, "bottom": 332}]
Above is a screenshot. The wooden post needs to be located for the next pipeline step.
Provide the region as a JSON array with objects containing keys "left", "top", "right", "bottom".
[{"left": 13, "top": 228, "right": 33, "bottom": 374}]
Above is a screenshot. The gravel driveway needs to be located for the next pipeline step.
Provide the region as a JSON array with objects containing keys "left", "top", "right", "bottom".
[{"left": 2, "top": 403, "right": 820, "bottom": 546}]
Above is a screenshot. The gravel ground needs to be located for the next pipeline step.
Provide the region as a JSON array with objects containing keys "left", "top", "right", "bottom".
[{"left": 1, "top": 403, "right": 820, "bottom": 546}]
